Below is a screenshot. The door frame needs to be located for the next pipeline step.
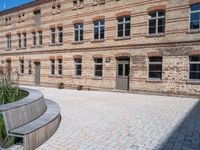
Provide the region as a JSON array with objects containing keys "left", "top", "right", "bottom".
[
  {"left": 34, "top": 62, "right": 41, "bottom": 85},
  {"left": 115, "top": 57, "right": 130, "bottom": 91}
]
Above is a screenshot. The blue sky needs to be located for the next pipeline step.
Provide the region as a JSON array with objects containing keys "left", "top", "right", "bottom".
[{"left": 0, "top": 0, "right": 33, "bottom": 11}]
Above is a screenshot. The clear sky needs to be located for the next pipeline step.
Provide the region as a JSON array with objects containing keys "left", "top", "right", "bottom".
[{"left": 0, "top": 0, "right": 33, "bottom": 11}]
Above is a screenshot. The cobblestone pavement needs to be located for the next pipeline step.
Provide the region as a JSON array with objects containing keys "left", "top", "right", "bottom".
[{"left": 23, "top": 86, "right": 200, "bottom": 150}]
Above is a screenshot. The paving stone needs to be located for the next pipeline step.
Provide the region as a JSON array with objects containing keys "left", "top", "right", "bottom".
[{"left": 20, "top": 86, "right": 200, "bottom": 150}]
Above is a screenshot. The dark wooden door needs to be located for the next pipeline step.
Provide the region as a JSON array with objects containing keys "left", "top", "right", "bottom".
[
  {"left": 116, "top": 61, "right": 130, "bottom": 91},
  {"left": 35, "top": 62, "right": 40, "bottom": 85}
]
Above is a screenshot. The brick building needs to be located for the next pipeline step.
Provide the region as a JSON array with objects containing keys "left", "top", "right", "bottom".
[{"left": 0, "top": 0, "right": 199, "bottom": 96}]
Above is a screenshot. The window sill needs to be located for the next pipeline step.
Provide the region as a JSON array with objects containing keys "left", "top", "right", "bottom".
[
  {"left": 72, "top": 76, "right": 82, "bottom": 79},
  {"left": 56, "top": 75, "right": 63, "bottom": 78},
  {"left": 49, "top": 43, "right": 56, "bottom": 46},
  {"left": 73, "top": 5, "right": 84, "bottom": 10},
  {"left": 57, "top": 43, "right": 63, "bottom": 46},
  {"left": 49, "top": 75, "right": 55, "bottom": 78},
  {"left": 92, "top": 77, "right": 103, "bottom": 80},
  {"left": 146, "top": 33, "right": 165, "bottom": 38},
  {"left": 145, "top": 79, "right": 162, "bottom": 83},
  {"left": 186, "top": 80, "right": 200, "bottom": 85},
  {"left": 5, "top": 49, "right": 11, "bottom": 51},
  {"left": 72, "top": 41, "right": 84, "bottom": 44},
  {"left": 17, "top": 47, "right": 27, "bottom": 50},
  {"left": 91, "top": 39, "right": 105, "bottom": 43},
  {"left": 114, "top": 36, "right": 131, "bottom": 41},
  {"left": 187, "top": 29, "right": 200, "bottom": 34}
]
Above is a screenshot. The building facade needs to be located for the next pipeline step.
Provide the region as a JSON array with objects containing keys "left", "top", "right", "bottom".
[{"left": 0, "top": 0, "right": 200, "bottom": 97}]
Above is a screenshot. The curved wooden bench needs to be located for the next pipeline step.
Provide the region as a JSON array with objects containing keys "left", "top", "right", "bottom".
[{"left": 0, "top": 88, "right": 61, "bottom": 150}]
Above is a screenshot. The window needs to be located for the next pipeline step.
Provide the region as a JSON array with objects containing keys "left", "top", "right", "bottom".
[
  {"left": 32, "top": 32, "right": 37, "bottom": 46},
  {"left": 18, "top": 34, "right": 22, "bottom": 48},
  {"left": 58, "top": 27, "right": 63, "bottom": 44},
  {"left": 58, "top": 59, "right": 63, "bottom": 76},
  {"left": 38, "top": 31, "right": 43, "bottom": 46},
  {"left": 18, "top": 15, "right": 22, "bottom": 23},
  {"left": 94, "top": 58, "right": 103, "bottom": 77},
  {"left": 28, "top": 60, "right": 32, "bottom": 74},
  {"left": 148, "top": 11, "right": 165, "bottom": 34},
  {"left": 74, "top": 58, "right": 82, "bottom": 76},
  {"left": 52, "top": 4, "right": 61, "bottom": 15},
  {"left": 34, "top": 10, "right": 41, "bottom": 27},
  {"left": 22, "top": 33, "right": 27, "bottom": 48},
  {"left": 74, "top": 23, "right": 83, "bottom": 41},
  {"left": 50, "top": 59, "right": 55, "bottom": 76},
  {"left": 73, "top": 0, "right": 84, "bottom": 7},
  {"left": 19, "top": 60, "right": 24, "bottom": 74},
  {"left": 148, "top": 57, "right": 162, "bottom": 79},
  {"left": 189, "top": 55, "right": 200, "bottom": 80},
  {"left": 94, "top": 19, "right": 104, "bottom": 40},
  {"left": 190, "top": 3, "right": 200, "bottom": 30},
  {"left": 6, "top": 35, "right": 11, "bottom": 49},
  {"left": 51, "top": 28, "right": 56, "bottom": 45},
  {"left": 117, "top": 16, "right": 131, "bottom": 37}
]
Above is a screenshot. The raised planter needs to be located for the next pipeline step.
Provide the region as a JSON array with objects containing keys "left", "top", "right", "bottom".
[{"left": 0, "top": 88, "right": 61, "bottom": 150}]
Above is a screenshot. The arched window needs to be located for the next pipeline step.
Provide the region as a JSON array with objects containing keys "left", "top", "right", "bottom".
[
  {"left": 148, "top": 11, "right": 165, "bottom": 34},
  {"left": 190, "top": 3, "right": 200, "bottom": 30}
]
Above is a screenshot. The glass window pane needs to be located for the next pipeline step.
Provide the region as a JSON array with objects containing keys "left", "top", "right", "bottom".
[
  {"left": 158, "top": 18, "right": 165, "bottom": 26},
  {"left": 191, "top": 4, "right": 200, "bottom": 11},
  {"left": 125, "top": 29, "right": 130, "bottom": 36},
  {"left": 149, "top": 12, "right": 156, "bottom": 18},
  {"left": 125, "top": 23, "right": 130, "bottom": 30},
  {"left": 190, "top": 64, "right": 200, "bottom": 71},
  {"left": 149, "top": 19, "right": 156, "bottom": 27},
  {"left": 149, "top": 72, "right": 162, "bottom": 79},
  {"left": 125, "top": 64, "right": 129, "bottom": 76},
  {"left": 118, "top": 64, "right": 123, "bottom": 76},
  {"left": 149, "top": 27, "right": 156, "bottom": 34},
  {"left": 190, "top": 55, "right": 200, "bottom": 62},
  {"left": 149, "top": 57, "right": 162, "bottom": 62},
  {"left": 158, "top": 26, "right": 165, "bottom": 33},
  {"left": 191, "top": 13, "right": 200, "bottom": 22},
  {"left": 118, "top": 17, "right": 123, "bottom": 23},
  {"left": 190, "top": 21, "right": 200, "bottom": 29}
]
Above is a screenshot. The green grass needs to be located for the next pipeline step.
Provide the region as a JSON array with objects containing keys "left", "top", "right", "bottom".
[{"left": 0, "top": 79, "right": 28, "bottom": 148}]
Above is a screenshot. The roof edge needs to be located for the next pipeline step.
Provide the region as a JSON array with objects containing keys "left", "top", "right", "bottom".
[{"left": 0, "top": 0, "right": 51, "bottom": 16}]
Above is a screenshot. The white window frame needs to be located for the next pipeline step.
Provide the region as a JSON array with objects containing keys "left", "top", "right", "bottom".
[
  {"left": 57, "top": 59, "right": 63, "bottom": 76},
  {"left": 189, "top": 56, "right": 200, "bottom": 80},
  {"left": 38, "top": 31, "right": 42, "bottom": 46},
  {"left": 51, "top": 28, "right": 56, "bottom": 45},
  {"left": 6, "top": 35, "right": 11, "bottom": 49},
  {"left": 22, "top": 33, "right": 27, "bottom": 48},
  {"left": 93, "top": 58, "right": 103, "bottom": 77},
  {"left": 74, "top": 58, "right": 82, "bottom": 76},
  {"left": 190, "top": 4, "right": 200, "bottom": 30},
  {"left": 148, "top": 11, "right": 165, "bottom": 35},
  {"left": 93, "top": 19, "right": 105, "bottom": 40},
  {"left": 117, "top": 16, "right": 131, "bottom": 38},
  {"left": 18, "top": 34, "right": 22, "bottom": 48},
  {"left": 19, "top": 60, "right": 24, "bottom": 74},
  {"left": 74, "top": 23, "right": 83, "bottom": 42},
  {"left": 32, "top": 32, "right": 37, "bottom": 46},
  {"left": 50, "top": 59, "right": 55, "bottom": 76},
  {"left": 58, "top": 27, "right": 63, "bottom": 44},
  {"left": 148, "top": 57, "right": 162, "bottom": 80}
]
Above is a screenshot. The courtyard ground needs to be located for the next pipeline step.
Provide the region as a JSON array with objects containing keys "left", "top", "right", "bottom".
[{"left": 22, "top": 86, "right": 199, "bottom": 150}]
